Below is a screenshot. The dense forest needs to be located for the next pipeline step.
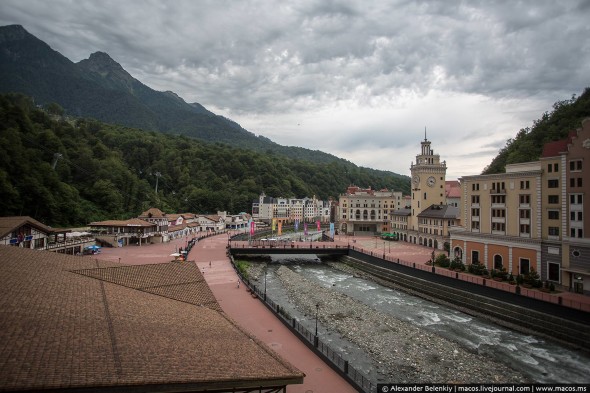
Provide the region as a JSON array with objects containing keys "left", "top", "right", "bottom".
[
  {"left": 0, "top": 93, "right": 410, "bottom": 227},
  {"left": 483, "top": 88, "right": 590, "bottom": 174}
]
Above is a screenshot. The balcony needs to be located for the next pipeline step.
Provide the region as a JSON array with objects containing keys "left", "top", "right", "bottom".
[{"left": 490, "top": 188, "right": 506, "bottom": 194}]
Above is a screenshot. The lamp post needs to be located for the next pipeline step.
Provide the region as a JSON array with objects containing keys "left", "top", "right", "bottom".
[
  {"left": 264, "top": 266, "right": 267, "bottom": 301},
  {"left": 314, "top": 303, "right": 320, "bottom": 347}
]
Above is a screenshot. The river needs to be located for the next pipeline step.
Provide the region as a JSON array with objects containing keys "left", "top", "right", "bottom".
[{"left": 254, "top": 255, "right": 590, "bottom": 384}]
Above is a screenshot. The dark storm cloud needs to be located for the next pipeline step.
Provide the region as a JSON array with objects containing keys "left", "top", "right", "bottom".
[{"left": 1, "top": 0, "right": 587, "bottom": 175}]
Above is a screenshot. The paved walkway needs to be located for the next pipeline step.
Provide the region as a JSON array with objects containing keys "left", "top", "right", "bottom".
[{"left": 91, "top": 234, "right": 358, "bottom": 393}]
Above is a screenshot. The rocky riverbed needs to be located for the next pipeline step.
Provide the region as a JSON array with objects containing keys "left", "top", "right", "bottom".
[{"left": 268, "top": 263, "right": 528, "bottom": 384}]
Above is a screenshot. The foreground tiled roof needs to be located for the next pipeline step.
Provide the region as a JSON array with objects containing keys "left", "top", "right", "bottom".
[{"left": 0, "top": 246, "right": 304, "bottom": 392}]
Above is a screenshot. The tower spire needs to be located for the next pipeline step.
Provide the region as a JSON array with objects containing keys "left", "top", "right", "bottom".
[{"left": 424, "top": 126, "right": 427, "bottom": 141}]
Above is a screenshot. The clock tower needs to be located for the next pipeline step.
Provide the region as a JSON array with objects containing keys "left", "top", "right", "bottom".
[{"left": 409, "top": 132, "right": 447, "bottom": 231}]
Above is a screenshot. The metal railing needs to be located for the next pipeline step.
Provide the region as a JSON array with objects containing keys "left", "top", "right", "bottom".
[{"left": 230, "top": 257, "right": 375, "bottom": 393}]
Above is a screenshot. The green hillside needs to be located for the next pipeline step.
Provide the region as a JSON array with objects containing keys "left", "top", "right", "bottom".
[
  {"left": 0, "top": 93, "right": 409, "bottom": 227},
  {"left": 483, "top": 88, "right": 590, "bottom": 174}
]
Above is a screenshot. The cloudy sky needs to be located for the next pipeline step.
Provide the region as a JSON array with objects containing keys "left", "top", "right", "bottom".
[{"left": 2, "top": 0, "right": 589, "bottom": 179}]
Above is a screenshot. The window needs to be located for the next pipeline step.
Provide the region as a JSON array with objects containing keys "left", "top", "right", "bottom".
[
  {"left": 492, "top": 209, "right": 506, "bottom": 217},
  {"left": 570, "top": 160, "right": 582, "bottom": 171},
  {"left": 548, "top": 227, "right": 559, "bottom": 236},
  {"left": 492, "top": 222, "right": 506, "bottom": 231},
  {"left": 472, "top": 183, "right": 480, "bottom": 191},
  {"left": 471, "top": 195, "right": 480, "bottom": 204},
  {"left": 548, "top": 210, "right": 559, "bottom": 220},
  {"left": 472, "top": 250, "right": 480, "bottom": 264},
  {"left": 570, "top": 194, "right": 583, "bottom": 205},
  {"left": 520, "top": 259, "right": 530, "bottom": 275},
  {"left": 520, "top": 180, "right": 530, "bottom": 189},
  {"left": 548, "top": 179, "right": 559, "bottom": 188},
  {"left": 578, "top": 178, "right": 583, "bottom": 187},
  {"left": 520, "top": 224, "right": 530, "bottom": 235},
  {"left": 554, "top": 163, "right": 558, "bottom": 172},
  {"left": 519, "top": 194, "right": 530, "bottom": 204},
  {"left": 548, "top": 262, "right": 560, "bottom": 282},
  {"left": 494, "top": 255, "right": 503, "bottom": 270},
  {"left": 520, "top": 209, "right": 530, "bottom": 219},
  {"left": 548, "top": 195, "right": 559, "bottom": 204},
  {"left": 548, "top": 164, "right": 552, "bottom": 173},
  {"left": 471, "top": 208, "right": 480, "bottom": 217},
  {"left": 471, "top": 221, "right": 480, "bottom": 230},
  {"left": 492, "top": 195, "right": 506, "bottom": 204}
]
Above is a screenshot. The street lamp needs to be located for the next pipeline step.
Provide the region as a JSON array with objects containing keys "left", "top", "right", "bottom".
[
  {"left": 314, "top": 303, "right": 319, "bottom": 337},
  {"left": 264, "top": 266, "right": 267, "bottom": 301}
]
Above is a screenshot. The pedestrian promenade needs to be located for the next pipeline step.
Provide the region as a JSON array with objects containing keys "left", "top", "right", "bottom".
[{"left": 92, "top": 234, "right": 358, "bottom": 393}]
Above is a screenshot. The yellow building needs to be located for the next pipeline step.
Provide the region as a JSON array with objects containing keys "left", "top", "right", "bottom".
[
  {"left": 450, "top": 163, "right": 543, "bottom": 276},
  {"left": 451, "top": 118, "right": 590, "bottom": 293},
  {"left": 338, "top": 186, "right": 402, "bottom": 235}
]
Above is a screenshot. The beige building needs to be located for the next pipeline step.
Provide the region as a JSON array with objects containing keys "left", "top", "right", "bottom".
[
  {"left": 450, "top": 163, "right": 543, "bottom": 275},
  {"left": 338, "top": 186, "right": 402, "bottom": 235},
  {"left": 451, "top": 118, "right": 590, "bottom": 293}
]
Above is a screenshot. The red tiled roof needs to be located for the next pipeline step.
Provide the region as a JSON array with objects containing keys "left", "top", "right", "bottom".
[
  {"left": 541, "top": 131, "right": 575, "bottom": 158},
  {"left": 445, "top": 180, "right": 461, "bottom": 198},
  {"left": 0, "top": 246, "right": 304, "bottom": 392},
  {"left": 139, "top": 207, "right": 166, "bottom": 218},
  {"left": 89, "top": 218, "right": 155, "bottom": 227}
]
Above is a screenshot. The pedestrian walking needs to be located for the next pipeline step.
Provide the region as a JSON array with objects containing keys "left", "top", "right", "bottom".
[
  {"left": 237, "top": 279, "right": 240, "bottom": 288},
  {"left": 209, "top": 261, "right": 211, "bottom": 267}
]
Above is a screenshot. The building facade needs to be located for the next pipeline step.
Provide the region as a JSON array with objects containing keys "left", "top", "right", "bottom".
[
  {"left": 337, "top": 186, "right": 402, "bottom": 235},
  {"left": 251, "top": 193, "right": 331, "bottom": 224},
  {"left": 450, "top": 119, "right": 590, "bottom": 294}
]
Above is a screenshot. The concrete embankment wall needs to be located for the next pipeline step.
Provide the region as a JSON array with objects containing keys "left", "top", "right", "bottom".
[{"left": 344, "top": 250, "right": 590, "bottom": 353}]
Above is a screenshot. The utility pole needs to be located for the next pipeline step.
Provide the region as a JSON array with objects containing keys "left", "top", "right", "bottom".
[
  {"left": 154, "top": 171, "right": 161, "bottom": 194},
  {"left": 51, "top": 153, "right": 62, "bottom": 170}
]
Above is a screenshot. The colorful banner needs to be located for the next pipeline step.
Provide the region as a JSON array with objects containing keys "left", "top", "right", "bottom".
[
  {"left": 330, "top": 222, "right": 334, "bottom": 238},
  {"left": 250, "top": 220, "right": 255, "bottom": 236},
  {"left": 304, "top": 222, "right": 308, "bottom": 236},
  {"left": 295, "top": 219, "right": 299, "bottom": 232},
  {"left": 272, "top": 219, "right": 276, "bottom": 231},
  {"left": 278, "top": 221, "right": 282, "bottom": 236},
  {"left": 316, "top": 220, "right": 321, "bottom": 232}
]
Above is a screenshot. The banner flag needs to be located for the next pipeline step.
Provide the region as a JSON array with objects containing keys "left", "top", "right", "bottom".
[
  {"left": 250, "top": 220, "right": 255, "bottom": 236},
  {"left": 278, "top": 221, "right": 282, "bottom": 236},
  {"left": 304, "top": 222, "right": 308, "bottom": 236},
  {"left": 295, "top": 219, "right": 299, "bottom": 232},
  {"left": 330, "top": 222, "right": 334, "bottom": 238},
  {"left": 272, "top": 219, "right": 276, "bottom": 231},
  {"left": 316, "top": 220, "right": 321, "bottom": 232}
]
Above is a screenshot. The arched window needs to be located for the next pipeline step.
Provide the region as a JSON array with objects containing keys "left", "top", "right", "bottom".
[
  {"left": 363, "top": 210, "right": 368, "bottom": 220},
  {"left": 494, "top": 255, "right": 503, "bottom": 270},
  {"left": 355, "top": 209, "right": 361, "bottom": 220}
]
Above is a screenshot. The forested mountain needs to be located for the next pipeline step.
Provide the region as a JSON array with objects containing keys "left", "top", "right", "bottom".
[
  {"left": 0, "top": 24, "right": 377, "bottom": 165},
  {"left": 483, "top": 88, "right": 590, "bottom": 174},
  {"left": 0, "top": 93, "right": 409, "bottom": 227}
]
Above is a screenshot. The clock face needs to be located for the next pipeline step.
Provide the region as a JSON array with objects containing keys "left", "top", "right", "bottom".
[
  {"left": 427, "top": 176, "right": 436, "bottom": 187},
  {"left": 412, "top": 175, "right": 420, "bottom": 185}
]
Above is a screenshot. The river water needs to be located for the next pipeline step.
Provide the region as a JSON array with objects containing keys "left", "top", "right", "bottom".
[{"left": 258, "top": 255, "right": 590, "bottom": 384}]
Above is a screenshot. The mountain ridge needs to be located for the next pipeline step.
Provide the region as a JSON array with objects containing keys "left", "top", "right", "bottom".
[{"left": 0, "top": 24, "right": 407, "bottom": 175}]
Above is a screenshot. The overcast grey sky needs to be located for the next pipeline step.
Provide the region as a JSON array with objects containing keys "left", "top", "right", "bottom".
[{"left": 1, "top": 0, "right": 589, "bottom": 179}]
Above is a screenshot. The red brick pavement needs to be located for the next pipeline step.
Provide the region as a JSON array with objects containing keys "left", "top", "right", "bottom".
[{"left": 92, "top": 235, "right": 358, "bottom": 393}]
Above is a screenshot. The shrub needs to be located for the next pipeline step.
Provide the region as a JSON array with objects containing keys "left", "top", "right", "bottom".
[{"left": 435, "top": 253, "right": 450, "bottom": 268}]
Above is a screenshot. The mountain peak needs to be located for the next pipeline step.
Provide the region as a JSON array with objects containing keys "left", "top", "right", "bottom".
[
  {"left": 81, "top": 51, "right": 125, "bottom": 72},
  {"left": 0, "top": 24, "right": 35, "bottom": 44}
]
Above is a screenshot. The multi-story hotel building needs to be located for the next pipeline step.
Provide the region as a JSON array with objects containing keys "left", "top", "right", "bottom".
[
  {"left": 451, "top": 119, "right": 590, "bottom": 293},
  {"left": 337, "top": 186, "right": 402, "bottom": 235},
  {"left": 251, "top": 193, "right": 331, "bottom": 224}
]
